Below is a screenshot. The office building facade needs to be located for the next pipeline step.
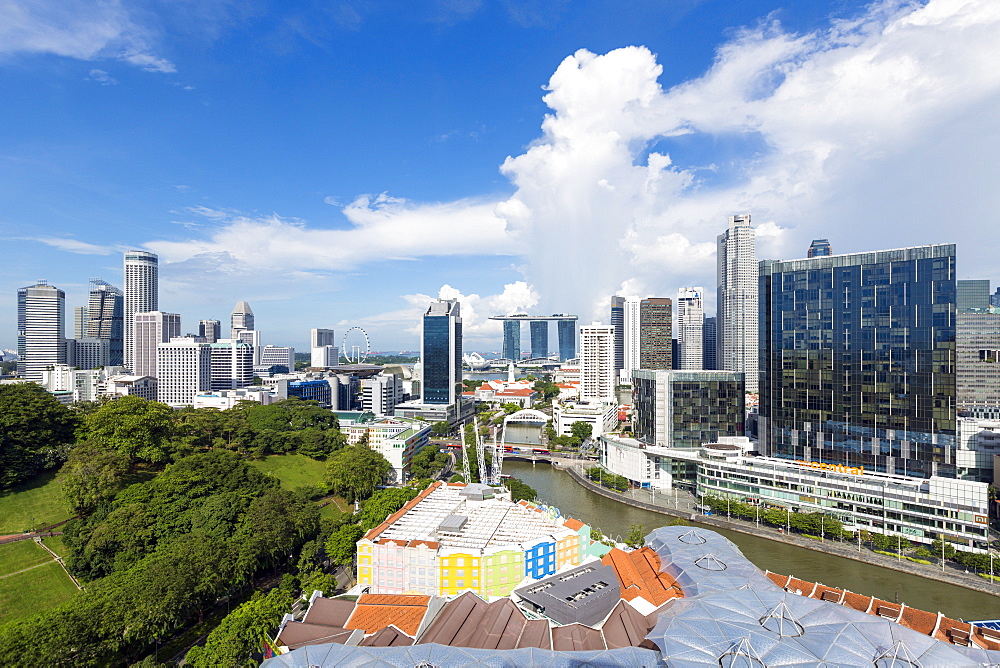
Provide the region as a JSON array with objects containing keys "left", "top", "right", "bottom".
[
  {"left": 311, "top": 328, "right": 335, "bottom": 348},
  {"left": 632, "top": 370, "right": 745, "bottom": 449},
  {"left": 956, "top": 310, "right": 1000, "bottom": 419},
  {"left": 502, "top": 320, "right": 521, "bottom": 361},
  {"left": 702, "top": 316, "right": 717, "bottom": 370},
  {"left": 807, "top": 239, "right": 833, "bottom": 258},
  {"left": 199, "top": 319, "right": 221, "bottom": 343},
  {"left": 361, "top": 374, "right": 405, "bottom": 416},
  {"left": 529, "top": 320, "right": 548, "bottom": 359},
  {"left": 610, "top": 296, "right": 625, "bottom": 372},
  {"left": 675, "top": 288, "right": 704, "bottom": 370},
  {"left": 579, "top": 325, "right": 616, "bottom": 403},
  {"left": 123, "top": 250, "right": 158, "bottom": 369},
  {"left": 639, "top": 298, "right": 672, "bottom": 370},
  {"left": 622, "top": 298, "right": 641, "bottom": 381},
  {"left": 421, "top": 299, "right": 462, "bottom": 405},
  {"left": 258, "top": 345, "right": 295, "bottom": 374},
  {"left": 133, "top": 311, "right": 181, "bottom": 380},
  {"left": 87, "top": 279, "right": 124, "bottom": 365},
  {"left": 210, "top": 340, "right": 254, "bottom": 391},
  {"left": 957, "top": 279, "right": 990, "bottom": 312},
  {"left": 759, "top": 244, "right": 957, "bottom": 479},
  {"left": 17, "top": 282, "right": 66, "bottom": 382},
  {"left": 717, "top": 214, "right": 758, "bottom": 393},
  {"left": 230, "top": 300, "right": 254, "bottom": 339},
  {"left": 67, "top": 338, "right": 110, "bottom": 370},
  {"left": 311, "top": 345, "right": 339, "bottom": 368},
  {"left": 557, "top": 319, "right": 576, "bottom": 361},
  {"left": 156, "top": 338, "right": 212, "bottom": 406},
  {"left": 73, "top": 306, "right": 88, "bottom": 340}
]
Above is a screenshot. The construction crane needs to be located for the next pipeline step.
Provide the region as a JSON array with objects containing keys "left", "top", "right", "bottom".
[
  {"left": 461, "top": 425, "right": 472, "bottom": 484},
  {"left": 474, "top": 416, "right": 487, "bottom": 485}
]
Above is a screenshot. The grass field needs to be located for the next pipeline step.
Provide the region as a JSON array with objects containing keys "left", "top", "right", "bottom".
[
  {"left": 0, "top": 472, "right": 72, "bottom": 534},
  {"left": 250, "top": 454, "right": 328, "bottom": 490},
  {"left": 0, "top": 560, "right": 78, "bottom": 625},
  {"left": 41, "top": 534, "right": 71, "bottom": 558},
  {"left": 0, "top": 540, "right": 51, "bottom": 576}
]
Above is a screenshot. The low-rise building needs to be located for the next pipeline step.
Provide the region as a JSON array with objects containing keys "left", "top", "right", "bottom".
[
  {"left": 341, "top": 415, "right": 432, "bottom": 484},
  {"left": 103, "top": 374, "right": 157, "bottom": 401},
  {"left": 553, "top": 400, "right": 618, "bottom": 438},
  {"left": 193, "top": 386, "right": 285, "bottom": 409}
]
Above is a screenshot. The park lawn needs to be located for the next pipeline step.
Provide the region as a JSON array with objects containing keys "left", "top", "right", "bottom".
[
  {"left": 0, "top": 471, "right": 72, "bottom": 534},
  {"left": 0, "top": 540, "right": 51, "bottom": 576},
  {"left": 41, "top": 534, "right": 71, "bottom": 559},
  {"left": 250, "top": 454, "right": 328, "bottom": 490},
  {"left": 0, "top": 561, "right": 78, "bottom": 626}
]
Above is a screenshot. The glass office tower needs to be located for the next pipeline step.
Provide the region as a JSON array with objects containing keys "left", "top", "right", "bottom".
[
  {"left": 633, "top": 370, "right": 745, "bottom": 449},
  {"left": 759, "top": 244, "right": 957, "bottom": 478},
  {"left": 557, "top": 319, "right": 576, "bottom": 361},
  {"left": 530, "top": 320, "right": 548, "bottom": 359},
  {"left": 502, "top": 319, "right": 520, "bottom": 361},
  {"left": 421, "top": 299, "right": 462, "bottom": 405}
]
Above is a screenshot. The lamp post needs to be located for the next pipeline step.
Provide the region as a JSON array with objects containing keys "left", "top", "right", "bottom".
[
  {"left": 821, "top": 515, "right": 825, "bottom": 542},
  {"left": 755, "top": 504, "right": 759, "bottom": 529},
  {"left": 785, "top": 507, "right": 790, "bottom": 534}
]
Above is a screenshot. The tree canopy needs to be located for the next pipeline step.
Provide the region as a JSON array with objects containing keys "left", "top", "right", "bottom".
[
  {"left": 325, "top": 445, "right": 392, "bottom": 503},
  {"left": 79, "top": 395, "right": 174, "bottom": 463},
  {"left": 0, "top": 383, "right": 78, "bottom": 489},
  {"left": 58, "top": 443, "right": 130, "bottom": 514}
]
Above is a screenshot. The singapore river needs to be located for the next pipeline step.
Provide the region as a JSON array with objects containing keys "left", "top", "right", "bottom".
[{"left": 504, "top": 460, "right": 1000, "bottom": 621}]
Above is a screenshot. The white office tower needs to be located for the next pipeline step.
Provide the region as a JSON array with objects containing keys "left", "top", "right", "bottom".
[
  {"left": 198, "top": 319, "right": 221, "bottom": 343},
  {"left": 123, "top": 250, "right": 158, "bottom": 369},
  {"left": 230, "top": 301, "right": 255, "bottom": 339},
  {"left": 676, "top": 287, "right": 704, "bottom": 370},
  {"left": 717, "top": 214, "right": 758, "bottom": 393},
  {"left": 67, "top": 338, "right": 110, "bottom": 370},
  {"left": 579, "top": 324, "right": 616, "bottom": 403},
  {"left": 16, "top": 282, "right": 66, "bottom": 382},
  {"left": 622, "top": 298, "right": 641, "bottom": 382},
  {"left": 210, "top": 340, "right": 254, "bottom": 390},
  {"left": 311, "top": 345, "right": 339, "bottom": 368},
  {"left": 133, "top": 312, "right": 181, "bottom": 380},
  {"left": 311, "top": 328, "right": 336, "bottom": 348},
  {"left": 236, "top": 329, "right": 262, "bottom": 364},
  {"left": 157, "top": 338, "right": 212, "bottom": 407},
  {"left": 73, "top": 306, "right": 88, "bottom": 339},
  {"left": 361, "top": 374, "right": 404, "bottom": 416},
  {"left": 258, "top": 345, "right": 295, "bottom": 373}
]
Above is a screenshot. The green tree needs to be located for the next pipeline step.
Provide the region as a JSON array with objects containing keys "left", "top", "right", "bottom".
[
  {"left": 501, "top": 403, "right": 521, "bottom": 415},
  {"left": 570, "top": 421, "right": 593, "bottom": 442},
  {"left": 186, "top": 588, "right": 293, "bottom": 668},
  {"left": 932, "top": 538, "right": 957, "bottom": 561},
  {"left": 0, "top": 383, "right": 78, "bottom": 489},
  {"left": 325, "top": 446, "right": 392, "bottom": 503},
  {"left": 80, "top": 395, "right": 173, "bottom": 463},
  {"left": 58, "top": 443, "right": 130, "bottom": 514},
  {"left": 232, "top": 488, "right": 321, "bottom": 580},
  {"left": 359, "top": 487, "right": 418, "bottom": 530},
  {"left": 326, "top": 523, "right": 364, "bottom": 566},
  {"left": 625, "top": 524, "right": 645, "bottom": 549},
  {"left": 430, "top": 421, "right": 452, "bottom": 437},
  {"left": 505, "top": 477, "right": 537, "bottom": 502}
]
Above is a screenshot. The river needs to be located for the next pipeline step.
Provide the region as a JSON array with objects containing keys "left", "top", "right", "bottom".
[{"left": 504, "top": 460, "right": 1000, "bottom": 621}]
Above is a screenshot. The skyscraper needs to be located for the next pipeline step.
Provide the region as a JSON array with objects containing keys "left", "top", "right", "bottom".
[
  {"left": 311, "top": 328, "right": 336, "bottom": 348},
  {"left": 87, "top": 279, "right": 124, "bottom": 365},
  {"left": 421, "top": 299, "right": 462, "bottom": 405},
  {"left": 675, "top": 288, "right": 704, "bottom": 370},
  {"left": 133, "top": 311, "right": 182, "bottom": 380},
  {"left": 622, "top": 298, "right": 641, "bottom": 380},
  {"left": 759, "top": 244, "right": 957, "bottom": 478},
  {"left": 123, "top": 250, "right": 158, "bottom": 369},
  {"left": 529, "top": 320, "right": 548, "bottom": 359},
  {"left": 610, "top": 296, "right": 625, "bottom": 373},
  {"left": 557, "top": 319, "right": 576, "bottom": 361},
  {"left": 807, "top": 239, "right": 833, "bottom": 257},
  {"left": 717, "top": 214, "right": 758, "bottom": 393},
  {"left": 73, "top": 306, "right": 88, "bottom": 339},
  {"left": 992, "top": 287, "right": 1000, "bottom": 308},
  {"left": 230, "top": 301, "right": 255, "bottom": 339},
  {"left": 311, "top": 328, "right": 338, "bottom": 367},
  {"left": 639, "top": 298, "right": 672, "bottom": 370},
  {"left": 17, "top": 281, "right": 65, "bottom": 382},
  {"left": 199, "top": 319, "right": 221, "bottom": 343},
  {"left": 956, "top": 279, "right": 990, "bottom": 312},
  {"left": 210, "top": 340, "right": 254, "bottom": 390},
  {"left": 502, "top": 319, "right": 521, "bottom": 361},
  {"left": 701, "top": 317, "right": 717, "bottom": 370},
  {"left": 579, "top": 324, "right": 615, "bottom": 403}
]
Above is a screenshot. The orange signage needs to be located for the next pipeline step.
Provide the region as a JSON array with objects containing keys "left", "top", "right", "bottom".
[{"left": 795, "top": 460, "right": 865, "bottom": 476}]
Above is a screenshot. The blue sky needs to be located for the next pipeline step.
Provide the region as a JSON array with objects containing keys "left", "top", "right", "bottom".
[{"left": 3, "top": 0, "right": 999, "bottom": 354}]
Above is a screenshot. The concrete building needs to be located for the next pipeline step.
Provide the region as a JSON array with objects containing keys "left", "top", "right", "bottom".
[
  {"left": 553, "top": 400, "right": 618, "bottom": 438},
  {"left": 311, "top": 345, "right": 339, "bottom": 368},
  {"left": 610, "top": 296, "right": 625, "bottom": 373},
  {"left": 341, "top": 415, "right": 432, "bottom": 485},
  {"left": 210, "top": 339, "right": 254, "bottom": 391},
  {"left": 194, "top": 386, "right": 284, "bottom": 409},
  {"left": 421, "top": 299, "right": 462, "bottom": 406},
  {"left": 621, "top": 297, "right": 641, "bottom": 383},
  {"left": 73, "top": 306, "right": 88, "bottom": 340},
  {"left": 198, "top": 319, "right": 221, "bottom": 343},
  {"left": 156, "top": 338, "right": 212, "bottom": 406},
  {"left": 230, "top": 300, "right": 255, "bottom": 339},
  {"left": 311, "top": 328, "right": 336, "bottom": 348},
  {"left": 258, "top": 345, "right": 295, "bottom": 374},
  {"left": 759, "top": 244, "right": 957, "bottom": 479},
  {"left": 236, "top": 329, "right": 262, "bottom": 364},
  {"left": 579, "top": 324, "right": 616, "bottom": 404},
  {"left": 716, "top": 214, "right": 758, "bottom": 393},
  {"left": 956, "top": 416, "right": 1000, "bottom": 482},
  {"left": 16, "top": 281, "right": 65, "bottom": 382},
  {"left": 87, "top": 279, "right": 124, "bottom": 365},
  {"left": 361, "top": 374, "right": 404, "bottom": 416},
  {"left": 632, "top": 369, "right": 745, "bottom": 449},
  {"left": 67, "top": 337, "right": 109, "bottom": 370},
  {"left": 675, "top": 288, "right": 704, "bottom": 370},
  {"left": 701, "top": 316, "right": 717, "bottom": 370},
  {"left": 123, "top": 250, "right": 158, "bottom": 369},
  {"left": 957, "top": 308, "right": 1000, "bottom": 422},
  {"left": 103, "top": 374, "right": 157, "bottom": 400},
  {"left": 40, "top": 364, "right": 107, "bottom": 402},
  {"left": 133, "top": 311, "right": 181, "bottom": 380},
  {"left": 639, "top": 298, "right": 672, "bottom": 370}
]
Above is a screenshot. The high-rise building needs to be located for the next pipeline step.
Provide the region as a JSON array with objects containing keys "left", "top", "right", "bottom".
[
  {"left": 258, "top": 345, "right": 295, "bottom": 374},
  {"left": 957, "top": 309, "right": 1000, "bottom": 418},
  {"left": 67, "top": 338, "right": 109, "bottom": 370},
  {"left": 633, "top": 370, "right": 745, "bottom": 449},
  {"left": 230, "top": 301, "right": 255, "bottom": 339},
  {"left": 622, "top": 298, "right": 641, "bottom": 381},
  {"left": 17, "top": 282, "right": 65, "bottom": 382},
  {"left": 529, "top": 320, "right": 548, "bottom": 359},
  {"left": 199, "top": 319, "right": 221, "bottom": 343},
  {"left": 87, "top": 279, "right": 124, "bottom": 365},
  {"left": 210, "top": 340, "right": 254, "bottom": 390},
  {"left": 133, "top": 312, "right": 182, "bottom": 379},
  {"left": 156, "top": 338, "right": 212, "bottom": 407},
  {"left": 675, "top": 288, "right": 704, "bottom": 370},
  {"left": 557, "top": 319, "right": 576, "bottom": 361},
  {"left": 807, "top": 239, "right": 832, "bottom": 257},
  {"left": 73, "top": 306, "right": 88, "bottom": 339},
  {"left": 123, "top": 250, "right": 158, "bottom": 369},
  {"left": 957, "top": 279, "right": 990, "bottom": 312},
  {"left": 579, "top": 325, "right": 615, "bottom": 403},
  {"left": 759, "top": 244, "right": 957, "bottom": 478},
  {"left": 717, "top": 214, "right": 758, "bottom": 393},
  {"left": 992, "top": 287, "right": 1000, "bottom": 308},
  {"left": 639, "top": 298, "right": 672, "bottom": 370},
  {"left": 311, "top": 328, "right": 336, "bottom": 348},
  {"left": 361, "top": 374, "right": 404, "bottom": 416},
  {"left": 312, "top": 345, "right": 339, "bottom": 368},
  {"left": 236, "top": 329, "right": 262, "bottom": 364},
  {"left": 502, "top": 320, "right": 520, "bottom": 361},
  {"left": 421, "top": 299, "right": 462, "bottom": 405},
  {"left": 702, "top": 316, "right": 717, "bottom": 370},
  {"left": 610, "top": 296, "right": 625, "bottom": 372}
]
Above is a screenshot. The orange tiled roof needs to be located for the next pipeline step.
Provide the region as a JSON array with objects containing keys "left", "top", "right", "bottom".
[
  {"left": 563, "top": 517, "right": 584, "bottom": 531},
  {"left": 345, "top": 594, "right": 431, "bottom": 636},
  {"left": 601, "top": 547, "right": 683, "bottom": 606}
]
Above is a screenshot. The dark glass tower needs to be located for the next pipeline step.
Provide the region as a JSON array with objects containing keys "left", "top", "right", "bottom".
[
  {"left": 557, "top": 319, "right": 576, "bottom": 361},
  {"left": 759, "top": 244, "right": 957, "bottom": 478},
  {"left": 610, "top": 296, "right": 624, "bottom": 372},
  {"left": 807, "top": 239, "right": 833, "bottom": 258},
  {"left": 502, "top": 319, "right": 520, "bottom": 361},
  {"left": 421, "top": 299, "right": 462, "bottom": 405},
  {"left": 702, "top": 316, "right": 717, "bottom": 370},
  {"left": 529, "top": 320, "right": 548, "bottom": 359},
  {"left": 639, "top": 298, "right": 672, "bottom": 370},
  {"left": 86, "top": 279, "right": 124, "bottom": 366},
  {"left": 956, "top": 279, "right": 990, "bottom": 312}
]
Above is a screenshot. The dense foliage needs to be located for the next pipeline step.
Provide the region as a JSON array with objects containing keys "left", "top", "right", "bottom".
[
  {"left": 408, "top": 445, "right": 449, "bottom": 480},
  {"left": 505, "top": 477, "right": 537, "bottom": 502},
  {"left": 326, "top": 445, "right": 392, "bottom": 502},
  {"left": 585, "top": 467, "right": 630, "bottom": 492},
  {"left": 0, "top": 383, "right": 78, "bottom": 489}
]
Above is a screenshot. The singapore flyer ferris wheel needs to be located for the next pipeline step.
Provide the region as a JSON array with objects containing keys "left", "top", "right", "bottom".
[{"left": 341, "top": 327, "right": 370, "bottom": 363}]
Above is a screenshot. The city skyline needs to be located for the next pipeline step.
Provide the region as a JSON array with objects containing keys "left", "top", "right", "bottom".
[{"left": 3, "top": 0, "right": 999, "bottom": 352}]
